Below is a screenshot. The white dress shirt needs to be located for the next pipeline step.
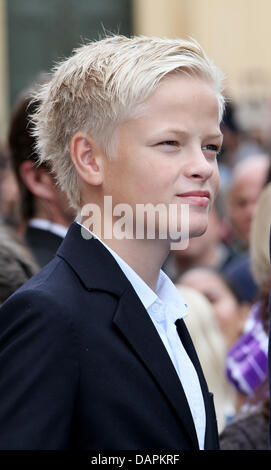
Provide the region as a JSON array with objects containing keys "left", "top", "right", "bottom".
[{"left": 77, "top": 223, "right": 206, "bottom": 449}]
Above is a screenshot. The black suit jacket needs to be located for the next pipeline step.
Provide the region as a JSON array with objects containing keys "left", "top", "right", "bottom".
[
  {"left": 25, "top": 225, "right": 64, "bottom": 268},
  {"left": 0, "top": 222, "right": 219, "bottom": 450}
]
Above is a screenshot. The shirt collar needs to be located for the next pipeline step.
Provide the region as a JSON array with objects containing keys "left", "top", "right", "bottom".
[
  {"left": 156, "top": 270, "right": 188, "bottom": 322},
  {"left": 76, "top": 222, "right": 188, "bottom": 321},
  {"left": 29, "top": 218, "right": 68, "bottom": 239}
]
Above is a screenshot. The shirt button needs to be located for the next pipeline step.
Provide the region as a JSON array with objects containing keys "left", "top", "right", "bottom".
[
  {"left": 151, "top": 302, "right": 165, "bottom": 322},
  {"left": 152, "top": 303, "right": 160, "bottom": 313}
]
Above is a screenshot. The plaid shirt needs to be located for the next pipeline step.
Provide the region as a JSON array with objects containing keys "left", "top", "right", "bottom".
[{"left": 226, "top": 302, "right": 268, "bottom": 396}]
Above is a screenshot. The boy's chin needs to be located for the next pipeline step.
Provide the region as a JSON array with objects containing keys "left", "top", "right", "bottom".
[{"left": 189, "top": 220, "right": 208, "bottom": 239}]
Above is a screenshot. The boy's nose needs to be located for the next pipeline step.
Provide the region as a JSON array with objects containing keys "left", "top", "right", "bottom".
[{"left": 186, "top": 150, "right": 214, "bottom": 181}]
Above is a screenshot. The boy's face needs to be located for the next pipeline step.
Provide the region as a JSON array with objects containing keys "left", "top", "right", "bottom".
[{"left": 102, "top": 74, "right": 222, "bottom": 240}]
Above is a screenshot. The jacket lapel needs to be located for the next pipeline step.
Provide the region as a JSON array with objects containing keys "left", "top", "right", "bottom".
[
  {"left": 113, "top": 285, "right": 199, "bottom": 449},
  {"left": 176, "top": 318, "right": 209, "bottom": 397}
]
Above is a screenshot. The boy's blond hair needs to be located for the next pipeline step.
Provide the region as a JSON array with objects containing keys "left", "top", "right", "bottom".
[{"left": 32, "top": 35, "right": 225, "bottom": 210}]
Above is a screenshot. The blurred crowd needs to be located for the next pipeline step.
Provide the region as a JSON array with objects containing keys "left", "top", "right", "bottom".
[{"left": 0, "top": 79, "right": 271, "bottom": 449}]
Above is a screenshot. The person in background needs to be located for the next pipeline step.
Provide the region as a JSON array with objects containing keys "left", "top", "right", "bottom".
[
  {"left": 219, "top": 102, "right": 265, "bottom": 178},
  {"left": 0, "top": 148, "right": 6, "bottom": 223},
  {"left": 222, "top": 154, "right": 270, "bottom": 306},
  {"left": 176, "top": 284, "right": 236, "bottom": 432},
  {"left": 8, "top": 86, "right": 75, "bottom": 268},
  {"left": 0, "top": 224, "right": 38, "bottom": 304},
  {"left": 0, "top": 146, "right": 20, "bottom": 229},
  {"left": 219, "top": 181, "right": 271, "bottom": 450},
  {"left": 177, "top": 266, "right": 249, "bottom": 349},
  {"left": 226, "top": 154, "right": 270, "bottom": 252}
]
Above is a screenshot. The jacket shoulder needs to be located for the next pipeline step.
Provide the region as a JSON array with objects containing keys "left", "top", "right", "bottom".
[
  {"left": 0, "top": 254, "right": 119, "bottom": 329},
  {"left": 0, "top": 256, "right": 79, "bottom": 324}
]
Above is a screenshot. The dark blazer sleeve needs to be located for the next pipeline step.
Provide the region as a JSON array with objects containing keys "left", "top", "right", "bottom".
[{"left": 0, "top": 289, "right": 79, "bottom": 450}]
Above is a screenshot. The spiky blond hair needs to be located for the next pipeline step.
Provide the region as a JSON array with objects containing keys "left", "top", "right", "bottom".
[{"left": 32, "top": 35, "right": 225, "bottom": 210}]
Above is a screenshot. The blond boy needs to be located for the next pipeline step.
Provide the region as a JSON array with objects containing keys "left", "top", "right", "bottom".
[{"left": 0, "top": 35, "right": 224, "bottom": 450}]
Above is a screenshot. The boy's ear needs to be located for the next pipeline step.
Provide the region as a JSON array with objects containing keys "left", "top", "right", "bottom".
[{"left": 70, "top": 132, "right": 104, "bottom": 186}]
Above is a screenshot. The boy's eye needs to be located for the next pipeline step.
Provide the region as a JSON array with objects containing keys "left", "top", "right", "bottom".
[
  {"left": 202, "top": 144, "right": 221, "bottom": 156},
  {"left": 158, "top": 141, "right": 178, "bottom": 147}
]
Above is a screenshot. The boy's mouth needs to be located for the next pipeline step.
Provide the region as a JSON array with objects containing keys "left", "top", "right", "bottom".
[{"left": 176, "top": 191, "right": 211, "bottom": 207}]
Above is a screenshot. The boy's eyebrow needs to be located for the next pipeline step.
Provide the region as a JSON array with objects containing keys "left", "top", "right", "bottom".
[
  {"left": 204, "top": 132, "right": 223, "bottom": 141},
  {"left": 150, "top": 129, "right": 223, "bottom": 140}
]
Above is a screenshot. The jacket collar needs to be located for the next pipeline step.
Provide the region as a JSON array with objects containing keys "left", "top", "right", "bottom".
[{"left": 56, "top": 222, "right": 130, "bottom": 296}]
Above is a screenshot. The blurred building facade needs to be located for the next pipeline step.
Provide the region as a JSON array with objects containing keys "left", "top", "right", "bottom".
[
  {"left": 1, "top": 0, "right": 271, "bottom": 141},
  {"left": 0, "top": 0, "right": 132, "bottom": 141}
]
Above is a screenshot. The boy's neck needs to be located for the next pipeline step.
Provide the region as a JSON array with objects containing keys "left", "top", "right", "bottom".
[
  {"left": 81, "top": 219, "right": 170, "bottom": 292},
  {"left": 102, "top": 237, "right": 170, "bottom": 292}
]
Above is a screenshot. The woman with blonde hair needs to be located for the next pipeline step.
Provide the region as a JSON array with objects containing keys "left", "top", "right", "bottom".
[{"left": 176, "top": 284, "right": 236, "bottom": 432}]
